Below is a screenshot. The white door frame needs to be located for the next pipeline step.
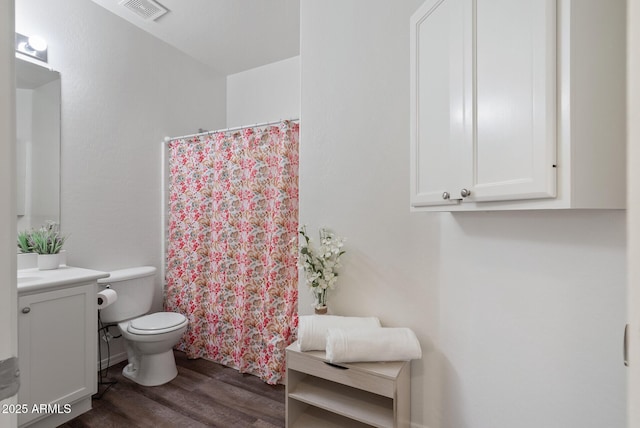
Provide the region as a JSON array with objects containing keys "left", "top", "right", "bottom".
[
  {"left": 0, "top": 0, "right": 18, "bottom": 426},
  {"left": 629, "top": 0, "right": 640, "bottom": 427}
]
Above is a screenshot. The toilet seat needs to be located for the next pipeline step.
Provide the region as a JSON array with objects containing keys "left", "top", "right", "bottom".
[{"left": 125, "top": 312, "right": 187, "bottom": 335}]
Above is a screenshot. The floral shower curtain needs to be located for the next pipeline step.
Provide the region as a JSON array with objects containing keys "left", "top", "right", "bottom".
[{"left": 165, "top": 121, "right": 299, "bottom": 384}]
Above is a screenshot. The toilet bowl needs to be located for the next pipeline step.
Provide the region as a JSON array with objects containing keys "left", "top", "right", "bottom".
[
  {"left": 97, "top": 266, "right": 188, "bottom": 386},
  {"left": 117, "top": 312, "right": 188, "bottom": 386}
]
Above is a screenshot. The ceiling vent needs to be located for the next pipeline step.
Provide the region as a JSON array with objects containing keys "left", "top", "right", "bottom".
[{"left": 119, "top": 0, "right": 168, "bottom": 21}]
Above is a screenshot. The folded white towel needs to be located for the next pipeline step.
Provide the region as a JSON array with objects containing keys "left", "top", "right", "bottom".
[
  {"left": 325, "top": 327, "right": 422, "bottom": 363},
  {"left": 297, "top": 315, "right": 381, "bottom": 351}
]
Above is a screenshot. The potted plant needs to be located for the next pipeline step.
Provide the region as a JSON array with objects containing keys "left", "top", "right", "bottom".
[
  {"left": 28, "top": 221, "right": 67, "bottom": 270},
  {"left": 17, "top": 229, "right": 38, "bottom": 269},
  {"left": 299, "top": 225, "right": 346, "bottom": 314},
  {"left": 17, "top": 229, "right": 33, "bottom": 254}
]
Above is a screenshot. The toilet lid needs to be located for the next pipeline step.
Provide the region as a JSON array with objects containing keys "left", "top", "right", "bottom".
[{"left": 129, "top": 312, "right": 186, "bottom": 331}]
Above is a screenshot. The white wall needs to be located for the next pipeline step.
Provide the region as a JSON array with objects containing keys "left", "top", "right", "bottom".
[
  {"left": 15, "top": 0, "right": 226, "bottom": 296},
  {"left": 15, "top": 0, "right": 226, "bottom": 362},
  {"left": 226, "top": 55, "right": 300, "bottom": 127},
  {"left": 300, "top": 1, "right": 626, "bottom": 428}
]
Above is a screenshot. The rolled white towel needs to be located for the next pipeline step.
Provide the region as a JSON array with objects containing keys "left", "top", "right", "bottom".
[
  {"left": 325, "top": 327, "right": 422, "bottom": 363},
  {"left": 297, "top": 315, "right": 381, "bottom": 351}
]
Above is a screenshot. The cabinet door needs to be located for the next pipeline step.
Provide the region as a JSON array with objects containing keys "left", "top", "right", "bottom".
[
  {"left": 410, "top": 0, "right": 473, "bottom": 207},
  {"left": 471, "top": 0, "right": 557, "bottom": 202},
  {"left": 18, "top": 284, "right": 97, "bottom": 426}
]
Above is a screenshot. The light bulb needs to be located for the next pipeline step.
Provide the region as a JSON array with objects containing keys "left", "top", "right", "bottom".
[{"left": 26, "top": 36, "right": 47, "bottom": 52}]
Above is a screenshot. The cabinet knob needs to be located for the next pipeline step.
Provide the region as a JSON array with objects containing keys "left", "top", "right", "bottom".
[
  {"left": 21, "top": 307, "right": 30, "bottom": 314},
  {"left": 460, "top": 188, "right": 471, "bottom": 198},
  {"left": 442, "top": 192, "right": 450, "bottom": 200}
]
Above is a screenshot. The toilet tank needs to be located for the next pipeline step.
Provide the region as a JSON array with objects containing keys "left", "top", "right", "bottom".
[{"left": 97, "top": 266, "right": 157, "bottom": 323}]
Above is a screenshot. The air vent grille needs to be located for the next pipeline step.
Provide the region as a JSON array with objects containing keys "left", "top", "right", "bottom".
[{"left": 119, "top": 0, "right": 168, "bottom": 21}]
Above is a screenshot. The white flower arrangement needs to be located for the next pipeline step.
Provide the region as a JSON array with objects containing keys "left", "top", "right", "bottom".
[{"left": 299, "top": 225, "right": 346, "bottom": 309}]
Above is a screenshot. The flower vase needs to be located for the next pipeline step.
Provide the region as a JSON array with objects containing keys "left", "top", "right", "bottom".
[
  {"left": 315, "top": 306, "right": 328, "bottom": 315},
  {"left": 37, "top": 253, "right": 60, "bottom": 270},
  {"left": 314, "top": 290, "right": 328, "bottom": 315}
]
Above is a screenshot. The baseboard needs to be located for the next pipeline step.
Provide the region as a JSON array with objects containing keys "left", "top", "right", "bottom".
[{"left": 99, "top": 351, "right": 127, "bottom": 370}]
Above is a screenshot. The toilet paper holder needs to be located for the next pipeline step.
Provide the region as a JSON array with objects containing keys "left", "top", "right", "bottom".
[
  {"left": 98, "top": 284, "right": 110, "bottom": 306},
  {"left": 97, "top": 286, "right": 117, "bottom": 309}
]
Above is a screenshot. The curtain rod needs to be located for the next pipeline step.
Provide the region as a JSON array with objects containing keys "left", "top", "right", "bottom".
[{"left": 164, "top": 118, "right": 299, "bottom": 143}]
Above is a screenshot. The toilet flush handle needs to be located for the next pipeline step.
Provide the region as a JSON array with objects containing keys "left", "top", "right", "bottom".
[{"left": 21, "top": 307, "right": 30, "bottom": 314}]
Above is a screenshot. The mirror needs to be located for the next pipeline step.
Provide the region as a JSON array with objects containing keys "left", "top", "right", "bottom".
[{"left": 15, "top": 57, "right": 61, "bottom": 233}]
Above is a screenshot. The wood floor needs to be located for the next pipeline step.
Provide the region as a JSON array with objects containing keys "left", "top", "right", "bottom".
[{"left": 60, "top": 351, "right": 285, "bottom": 428}]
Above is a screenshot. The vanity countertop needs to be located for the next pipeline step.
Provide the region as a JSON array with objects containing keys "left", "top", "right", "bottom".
[{"left": 18, "top": 266, "right": 110, "bottom": 295}]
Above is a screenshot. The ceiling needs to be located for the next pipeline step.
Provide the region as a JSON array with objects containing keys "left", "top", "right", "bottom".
[{"left": 90, "top": 0, "right": 300, "bottom": 76}]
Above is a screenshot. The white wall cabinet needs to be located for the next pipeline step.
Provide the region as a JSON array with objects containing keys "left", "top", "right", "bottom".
[
  {"left": 410, "top": 0, "right": 626, "bottom": 211},
  {"left": 285, "top": 343, "right": 410, "bottom": 428},
  {"left": 18, "top": 282, "right": 97, "bottom": 427}
]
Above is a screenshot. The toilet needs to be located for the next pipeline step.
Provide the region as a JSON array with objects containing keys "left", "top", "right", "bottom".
[{"left": 97, "top": 266, "right": 188, "bottom": 386}]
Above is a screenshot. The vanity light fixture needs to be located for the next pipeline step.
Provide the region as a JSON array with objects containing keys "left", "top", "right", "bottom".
[{"left": 15, "top": 33, "right": 48, "bottom": 63}]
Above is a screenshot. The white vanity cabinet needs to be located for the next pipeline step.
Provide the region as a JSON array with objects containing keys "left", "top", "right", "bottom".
[
  {"left": 17, "top": 267, "right": 108, "bottom": 428},
  {"left": 410, "top": 0, "right": 626, "bottom": 211}
]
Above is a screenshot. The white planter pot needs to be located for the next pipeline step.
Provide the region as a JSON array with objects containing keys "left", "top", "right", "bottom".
[
  {"left": 17, "top": 252, "right": 38, "bottom": 270},
  {"left": 58, "top": 249, "right": 67, "bottom": 266},
  {"left": 37, "top": 253, "right": 60, "bottom": 270}
]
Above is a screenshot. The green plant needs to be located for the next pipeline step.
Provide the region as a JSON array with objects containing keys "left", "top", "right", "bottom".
[
  {"left": 28, "top": 221, "right": 67, "bottom": 255},
  {"left": 17, "top": 229, "right": 33, "bottom": 253}
]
